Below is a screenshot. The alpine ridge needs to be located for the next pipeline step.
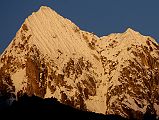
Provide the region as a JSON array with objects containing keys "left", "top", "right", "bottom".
[{"left": 0, "top": 6, "right": 159, "bottom": 119}]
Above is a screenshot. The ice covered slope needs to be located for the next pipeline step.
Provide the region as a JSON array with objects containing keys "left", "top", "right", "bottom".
[{"left": 0, "top": 6, "right": 159, "bottom": 119}]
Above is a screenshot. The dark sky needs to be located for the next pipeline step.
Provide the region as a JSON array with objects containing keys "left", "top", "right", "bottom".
[{"left": 0, "top": 0, "right": 159, "bottom": 53}]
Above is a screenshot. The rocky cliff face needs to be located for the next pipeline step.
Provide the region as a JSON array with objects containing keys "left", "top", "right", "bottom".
[{"left": 0, "top": 6, "right": 158, "bottom": 119}]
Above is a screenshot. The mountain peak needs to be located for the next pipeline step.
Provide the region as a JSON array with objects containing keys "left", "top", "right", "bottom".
[
  {"left": 39, "top": 6, "right": 52, "bottom": 11},
  {"left": 33, "top": 6, "right": 57, "bottom": 17},
  {"left": 125, "top": 28, "right": 137, "bottom": 34},
  {"left": 17, "top": 5, "right": 97, "bottom": 57},
  {"left": 123, "top": 28, "right": 141, "bottom": 39},
  {"left": 40, "top": 6, "right": 50, "bottom": 9}
]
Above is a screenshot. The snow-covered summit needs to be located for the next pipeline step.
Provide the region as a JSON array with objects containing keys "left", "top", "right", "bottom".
[{"left": 125, "top": 28, "right": 137, "bottom": 33}]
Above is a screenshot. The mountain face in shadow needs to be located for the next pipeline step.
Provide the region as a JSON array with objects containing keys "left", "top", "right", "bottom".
[
  {"left": 0, "top": 94, "right": 157, "bottom": 120},
  {"left": 0, "top": 94, "right": 127, "bottom": 120}
]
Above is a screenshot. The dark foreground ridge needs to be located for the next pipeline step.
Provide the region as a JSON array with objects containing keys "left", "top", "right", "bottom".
[{"left": 0, "top": 94, "right": 157, "bottom": 120}]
